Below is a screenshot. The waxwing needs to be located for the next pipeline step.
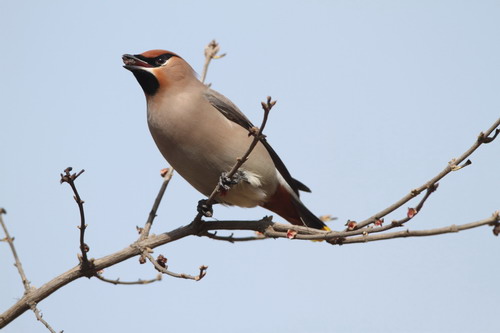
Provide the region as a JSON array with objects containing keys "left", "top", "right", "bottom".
[{"left": 123, "top": 50, "right": 328, "bottom": 230}]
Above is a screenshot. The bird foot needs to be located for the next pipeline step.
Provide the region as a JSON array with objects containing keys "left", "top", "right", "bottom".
[
  {"left": 197, "top": 199, "right": 213, "bottom": 217},
  {"left": 219, "top": 171, "right": 245, "bottom": 192}
]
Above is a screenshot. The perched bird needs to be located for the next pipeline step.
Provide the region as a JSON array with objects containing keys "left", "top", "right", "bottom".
[{"left": 123, "top": 50, "right": 329, "bottom": 230}]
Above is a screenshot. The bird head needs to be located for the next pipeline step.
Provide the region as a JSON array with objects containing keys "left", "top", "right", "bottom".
[{"left": 122, "top": 50, "right": 191, "bottom": 96}]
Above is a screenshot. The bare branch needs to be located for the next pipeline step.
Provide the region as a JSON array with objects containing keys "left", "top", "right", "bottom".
[
  {"left": 336, "top": 212, "right": 500, "bottom": 245},
  {"left": 2, "top": 207, "right": 498, "bottom": 327},
  {"left": 60, "top": 167, "right": 93, "bottom": 274},
  {"left": 29, "top": 303, "right": 59, "bottom": 333},
  {"left": 142, "top": 251, "right": 208, "bottom": 281},
  {"left": 139, "top": 167, "right": 175, "bottom": 241},
  {"left": 1, "top": 209, "right": 61, "bottom": 332},
  {"left": 200, "top": 39, "right": 226, "bottom": 84},
  {"left": 201, "top": 230, "right": 266, "bottom": 243},
  {"left": 0, "top": 208, "right": 31, "bottom": 293},
  {"left": 95, "top": 272, "right": 162, "bottom": 285},
  {"left": 355, "top": 118, "right": 500, "bottom": 230},
  {"left": 199, "top": 212, "right": 500, "bottom": 243}
]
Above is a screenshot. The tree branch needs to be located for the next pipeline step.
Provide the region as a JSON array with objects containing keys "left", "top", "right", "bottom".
[
  {"left": 1, "top": 209, "right": 61, "bottom": 332},
  {"left": 355, "top": 118, "right": 500, "bottom": 230},
  {"left": 139, "top": 167, "right": 175, "bottom": 241},
  {"left": 0, "top": 208, "right": 31, "bottom": 293},
  {"left": 142, "top": 251, "right": 208, "bottom": 281},
  {"left": 95, "top": 272, "right": 162, "bottom": 285},
  {"left": 200, "top": 230, "right": 266, "bottom": 243},
  {"left": 60, "top": 167, "right": 93, "bottom": 274},
  {"left": 200, "top": 39, "right": 226, "bottom": 84},
  {"left": 29, "top": 303, "right": 59, "bottom": 333},
  {"left": 2, "top": 207, "right": 498, "bottom": 327}
]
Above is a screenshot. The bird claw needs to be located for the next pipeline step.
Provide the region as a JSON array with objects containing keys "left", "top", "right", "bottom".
[
  {"left": 219, "top": 171, "right": 244, "bottom": 191},
  {"left": 197, "top": 199, "right": 213, "bottom": 217}
]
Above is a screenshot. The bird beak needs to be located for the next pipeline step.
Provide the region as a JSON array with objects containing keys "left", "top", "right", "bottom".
[{"left": 122, "top": 54, "right": 153, "bottom": 71}]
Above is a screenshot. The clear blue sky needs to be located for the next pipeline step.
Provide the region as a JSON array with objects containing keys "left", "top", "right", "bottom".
[{"left": 1, "top": 1, "right": 499, "bottom": 332}]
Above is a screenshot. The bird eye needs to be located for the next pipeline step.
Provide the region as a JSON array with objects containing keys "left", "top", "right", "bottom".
[{"left": 155, "top": 55, "right": 167, "bottom": 66}]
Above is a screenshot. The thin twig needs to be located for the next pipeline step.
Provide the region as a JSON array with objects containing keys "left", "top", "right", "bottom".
[
  {"left": 142, "top": 250, "right": 208, "bottom": 281},
  {"left": 29, "top": 303, "right": 58, "bottom": 333},
  {"left": 0, "top": 209, "right": 31, "bottom": 293},
  {"left": 1, "top": 209, "right": 61, "bottom": 332},
  {"left": 200, "top": 40, "right": 226, "bottom": 84},
  {"left": 201, "top": 230, "right": 266, "bottom": 243},
  {"left": 352, "top": 182, "right": 440, "bottom": 235},
  {"left": 95, "top": 272, "right": 162, "bottom": 285},
  {"left": 355, "top": 118, "right": 500, "bottom": 230},
  {"left": 335, "top": 212, "right": 500, "bottom": 244},
  {"left": 139, "top": 168, "right": 175, "bottom": 241},
  {"left": 193, "top": 96, "right": 276, "bottom": 222},
  {"left": 60, "top": 167, "right": 92, "bottom": 274}
]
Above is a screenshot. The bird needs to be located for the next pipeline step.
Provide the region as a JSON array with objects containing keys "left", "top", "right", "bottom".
[{"left": 123, "top": 49, "right": 329, "bottom": 230}]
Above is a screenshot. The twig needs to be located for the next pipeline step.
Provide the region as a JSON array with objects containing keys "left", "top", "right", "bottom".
[
  {"left": 29, "top": 303, "right": 58, "bottom": 333},
  {"left": 1, "top": 209, "right": 61, "bottom": 332},
  {"left": 200, "top": 40, "right": 226, "bottom": 84},
  {"left": 355, "top": 118, "right": 500, "bottom": 230},
  {"left": 95, "top": 272, "right": 162, "bottom": 285},
  {"left": 193, "top": 96, "right": 276, "bottom": 222},
  {"left": 336, "top": 212, "right": 500, "bottom": 244},
  {"left": 354, "top": 182, "right": 440, "bottom": 235},
  {"left": 60, "top": 167, "right": 92, "bottom": 274},
  {"left": 0, "top": 208, "right": 31, "bottom": 293},
  {"left": 201, "top": 230, "right": 266, "bottom": 243},
  {"left": 142, "top": 251, "right": 208, "bottom": 281},
  {"left": 139, "top": 168, "right": 175, "bottom": 241}
]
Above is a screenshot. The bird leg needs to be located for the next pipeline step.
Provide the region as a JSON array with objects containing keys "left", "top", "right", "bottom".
[
  {"left": 219, "top": 171, "right": 246, "bottom": 196},
  {"left": 197, "top": 199, "right": 214, "bottom": 218},
  {"left": 220, "top": 171, "right": 245, "bottom": 190}
]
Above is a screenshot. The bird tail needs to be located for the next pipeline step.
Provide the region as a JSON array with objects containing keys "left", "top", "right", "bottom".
[
  {"left": 290, "top": 195, "right": 330, "bottom": 231},
  {"left": 262, "top": 184, "right": 330, "bottom": 231}
]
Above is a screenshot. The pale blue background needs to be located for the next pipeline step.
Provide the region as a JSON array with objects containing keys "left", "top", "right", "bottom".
[{"left": 1, "top": 1, "right": 499, "bottom": 332}]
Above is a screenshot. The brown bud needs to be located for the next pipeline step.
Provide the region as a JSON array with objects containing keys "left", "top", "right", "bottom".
[
  {"left": 407, "top": 208, "right": 417, "bottom": 218},
  {"left": 345, "top": 220, "right": 357, "bottom": 230},
  {"left": 286, "top": 230, "right": 298, "bottom": 239}
]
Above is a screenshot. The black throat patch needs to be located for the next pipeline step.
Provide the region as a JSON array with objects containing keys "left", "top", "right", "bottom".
[{"left": 131, "top": 69, "right": 159, "bottom": 96}]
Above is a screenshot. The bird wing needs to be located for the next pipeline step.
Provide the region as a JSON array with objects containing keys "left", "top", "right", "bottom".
[{"left": 204, "top": 88, "right": 311, "bottom": 195}]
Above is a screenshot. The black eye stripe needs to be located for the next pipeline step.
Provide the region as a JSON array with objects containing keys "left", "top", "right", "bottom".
[{"left": 135, "top": 53, "right": 176, "bottom": 67}]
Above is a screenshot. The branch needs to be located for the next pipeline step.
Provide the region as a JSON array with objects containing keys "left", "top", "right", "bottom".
[
  {"left": 139, "top": 167, "right": 175, "bottom": 241},
  {"left": 193, "top": 96, "right": 275, "bottom": 222},
  {"left": 1, "top": 209, "right": 61, "bottom": 332},
  {"left": 142, "top": 251, "right": 208, "bottom": 281},
  {"left": 2, "top": 208, "right": 498, "bottom": 327},
  {"left": 201, "top": 230, "right": 266, "bottom": 243},
  {"left": 60, "top": 167, "right": 93, "bottom": 274},
  {"left": 350, "top": 182, "right": 439, "bottom": 235},
  {"left": 336, "top": 212, "right": 500, "bottom": 244},
  {"left": 200, "top": 39, "right": 226, "bottom": 84},
  {"left": 355, "top": 118, "right": 500, "bottom": 230},
  {"left": 95, "top": 272, "right": 162, "bottom": 285},
  {"left": 29, "top": 303, "right": 59, "bottom": 333},
  {"left": 0, "top": 208, "right": 31, "bottom": 293}
]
